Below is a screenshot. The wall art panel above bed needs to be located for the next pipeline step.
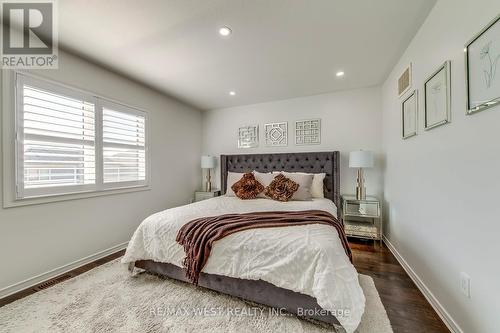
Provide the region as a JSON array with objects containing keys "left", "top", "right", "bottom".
[
  {"left": 238, "top": 125, "right": 259, "bottom": 148},
  {"left": 295, "top": 119, "right": 321, "bottom": 145},
  {"left": 264, "top": 122, "right": 288, "bottom": 147}
]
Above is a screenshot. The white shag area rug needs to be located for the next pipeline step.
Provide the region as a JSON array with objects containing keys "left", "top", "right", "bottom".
[{"left": 0, "top": 258, "right": 392, "bottom": 333}]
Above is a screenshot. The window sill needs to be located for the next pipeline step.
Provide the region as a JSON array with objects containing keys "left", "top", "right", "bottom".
[{"left": 3, "top": 184, "right": 151, "bottom": 208}]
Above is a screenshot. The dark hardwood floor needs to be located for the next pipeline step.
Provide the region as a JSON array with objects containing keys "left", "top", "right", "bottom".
[
  {"left": 0, "top": 240, "right": 449, "bottom": 333},
  {"left": 0, "top": 250, "right": 125, "bottom": 308},
  {"left": 349, "top": 238, "right": 449, "bottom": 333}
]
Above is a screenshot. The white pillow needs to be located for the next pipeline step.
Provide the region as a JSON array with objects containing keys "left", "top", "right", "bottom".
[
  {"left": 274, "top": 171, "right": 325, "bottom": 198},
  {"left": 280, "top": 172, "right": 314, "bottom": 201},
  {"left": 252, "top": 171, "right": 274, "bottom": 198},
  {"left": 310, "top": 173, "right": 326, "bottom": 198},
  {"left": 225, "top": 172, "right": 245, "bottom": 196}
]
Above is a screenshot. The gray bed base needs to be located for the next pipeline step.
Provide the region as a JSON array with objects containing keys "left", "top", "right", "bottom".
[{"left": 135, "top": 260, "right": 346, "bottom": 333}]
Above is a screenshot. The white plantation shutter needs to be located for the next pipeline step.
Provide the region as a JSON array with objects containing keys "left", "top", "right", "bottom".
[
  {"left": 17, "top": 76, "right": 97, "bottom": 198},
  {"left": 102, "top": 103, "right": 146, "bottom": 184},
  {"left": 15, "top": 74, "right": 149, "bottom": 200}
]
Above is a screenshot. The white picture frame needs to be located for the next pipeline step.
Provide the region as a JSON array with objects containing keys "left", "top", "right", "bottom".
[
  {"left": 465, "top": 14, "right": 500, "bottom": 114},
  {"left": 295, "top": 119, "right": 321, "bottom": 145},
  {"left": 264, "top": 122, "right": 288, "bottom": 147},
  {"left": 402, "top": 90, "right": 418, "bottom": 139},
  {"left": 424, "top": 61, "right": 451, "bottom": 130},
  {"left": 237, "top": 125, "right": 259, "bottom": 148}
]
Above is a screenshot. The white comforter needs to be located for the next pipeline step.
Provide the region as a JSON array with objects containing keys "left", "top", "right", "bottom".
[{"left": 122, "top": 196, "right": 365, "bottom": 332}]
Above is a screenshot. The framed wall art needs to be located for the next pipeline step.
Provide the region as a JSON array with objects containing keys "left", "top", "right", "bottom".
[
  {"left": 238, "top": 125, "right": 259, "bottom": 148},
  {"left": 295, "top": 119, "right": 321, "bottom": 145},
  {"left": 264, "top": 122, "right": 288, "bottom": 147},
  {"left": 424, "top": 61, "right": 451, "bottom": 130},
  {"left": 465, "top": 14, "right": 500, "bottom": 114},
  {"left": 402, "top": 90, "right": 418, "bottom": 139}
]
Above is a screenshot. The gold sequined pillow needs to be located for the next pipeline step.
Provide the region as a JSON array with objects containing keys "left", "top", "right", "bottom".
[
  {"left": 264, "top": 174, "right": 299, "bottom": 202},
  {"left": 231, "top": 173, "right": 265, "bottom": 200}
]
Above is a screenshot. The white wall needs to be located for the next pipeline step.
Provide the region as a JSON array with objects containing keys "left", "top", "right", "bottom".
[
  {"left": 202, "top": 86, "right": 383, "bottom": 198},
  {"left": 0, "top": 51, "right": 202, "bottom": 293},
  {"left": 382, "top": 1, "right": 500, "bottom": 332}
]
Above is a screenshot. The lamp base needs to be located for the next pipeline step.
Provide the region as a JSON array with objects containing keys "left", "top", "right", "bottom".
[
  {"left": 205, "top": 169, "right": 212, "bottom": 192},
  {"left": 356, "top": 186, "right": 366, "bottom": 200},
  {"left": 355, "top": 168, "right": 366, "bottom": 200}
]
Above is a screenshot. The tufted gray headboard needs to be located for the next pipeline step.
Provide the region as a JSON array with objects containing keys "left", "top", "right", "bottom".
[{"left": 220, "top": 152, "right": 340, "bottom": 208}]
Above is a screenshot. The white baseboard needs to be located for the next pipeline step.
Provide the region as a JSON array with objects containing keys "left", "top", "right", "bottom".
[
  {"left": 382, "top": 235, "right": 463, "bottom": 333},
  {"left": 0, "top": 241, "right": 128, "bottom": 299}
]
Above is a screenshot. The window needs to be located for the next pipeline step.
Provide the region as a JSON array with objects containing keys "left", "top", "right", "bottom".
[
  {"left": 15, "top": 74, "right": 149, "bottom": 199},
  {"left": 102, "top": 102, "right": 146, "bottom": 185}
]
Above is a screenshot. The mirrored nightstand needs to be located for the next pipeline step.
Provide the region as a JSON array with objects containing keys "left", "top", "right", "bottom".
[
  {"left": 194, "top": 189, "right": 221, "bottom": 202},
  {"left": 341, "top": 195, "right": 382, "bottom": 245}
]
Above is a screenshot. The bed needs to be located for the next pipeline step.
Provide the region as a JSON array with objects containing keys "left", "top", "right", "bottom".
[{"left": 122, "top": 152, "right": 365, "bottom": 333}]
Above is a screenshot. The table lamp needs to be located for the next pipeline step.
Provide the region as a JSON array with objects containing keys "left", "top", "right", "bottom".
[
  {"left": 201, "top": 155, "right": 216, "bottom": 192},
  {"left": 349, "top": 150, "right": 374, "bottom": 200}
]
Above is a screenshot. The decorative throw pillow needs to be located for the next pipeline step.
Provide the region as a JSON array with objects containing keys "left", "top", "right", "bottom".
[
  {"left": 231, "top": 173, "right": 265, "bottom": 199},
  {"left": 264, "top": 174, "right": 299, "bottom": 202}
]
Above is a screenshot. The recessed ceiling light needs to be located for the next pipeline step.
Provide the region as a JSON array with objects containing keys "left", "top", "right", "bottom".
[
  {"left": 219, "top": 26, "right": 232, "bottom": 37},
  {"left": 229, "top": 91, "right": 236, "bottom": 96},
  {"left": 336, "top": 71, "right": 345, "bottom": 77}
]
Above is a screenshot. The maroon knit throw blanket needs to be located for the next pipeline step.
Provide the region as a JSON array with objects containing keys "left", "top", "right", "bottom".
[{"left": 176, "top": 210, "right": 352, "bottom": 285}]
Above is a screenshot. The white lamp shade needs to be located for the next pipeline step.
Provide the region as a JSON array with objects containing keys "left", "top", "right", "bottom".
[
  {"left": 349, "top": 150, "right": 374, "bottom": 168},
  {"left": 201, "top": 155, "right": 216, "bottom": 169}
]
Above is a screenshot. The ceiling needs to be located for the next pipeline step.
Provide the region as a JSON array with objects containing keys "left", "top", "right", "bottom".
[{"left": 57, "top": 0, "right": 436, "bottom": 110}]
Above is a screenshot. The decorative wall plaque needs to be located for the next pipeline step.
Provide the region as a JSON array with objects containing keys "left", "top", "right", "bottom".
[
  {"left": 295, "top": 119, "right": 321, "bottom": 145},
  {"left": 238, "top": 125, "right": 259, "bottom": 148},
  {"left": 264, "top": 122, "right": 288, "bottom": 146}
]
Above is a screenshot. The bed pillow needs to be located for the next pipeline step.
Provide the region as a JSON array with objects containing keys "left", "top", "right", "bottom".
[
  {"left": 231, "top": 173, "right": 265, "bottom": 200},
  {"left": 225, "top": 172, "right": 245, "bottom": 196},
  {"left": 281, "top": 172, "right": 325, "bottom": 198},
  {"left": 264, "top": 174, "right": 299, "bottom": 202},
  {"left": 253, "top": 171, "right": 275, "bottom": 198},
  {"left": 310, "top": 173, "right": 326, "bottom": 198},
  {"left": 276, "top": 172, "right": 314, "bottom": 201}
]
